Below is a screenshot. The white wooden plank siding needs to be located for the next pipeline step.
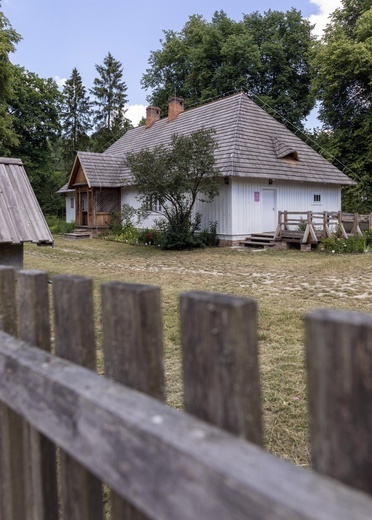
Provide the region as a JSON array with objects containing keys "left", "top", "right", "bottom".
[{"left": 196, "top": 178, "right": 341, "bottom": 240}]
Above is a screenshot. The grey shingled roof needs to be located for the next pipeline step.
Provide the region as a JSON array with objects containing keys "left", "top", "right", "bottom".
[
  {"left": 0, "top": 157, "right": 53, "bottom": 245},
  {"left": 57, "top": 183, "right": 74, "bottom": 194},
  {"left": 71, "top": 93, "right": 354, "bottom": 187},
  {"left": 68, "top": 152, "right": 128, "bottom": 188}
]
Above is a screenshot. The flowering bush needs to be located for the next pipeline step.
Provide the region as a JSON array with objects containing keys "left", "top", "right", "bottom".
[
  {"left": 321, "top": 234, "right": 366, "bottom": 254},
  {"left": 137, "top": 229, "right": 161, "bottom": 246}
]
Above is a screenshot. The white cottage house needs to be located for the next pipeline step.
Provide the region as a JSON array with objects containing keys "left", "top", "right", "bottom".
[{"left": 62, "top": 93, "right": 354, "bottom": 244}]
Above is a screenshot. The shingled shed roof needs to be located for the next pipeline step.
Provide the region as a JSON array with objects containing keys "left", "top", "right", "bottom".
[
  {"left": 106, "top": 93, "right": 353, "bottom": 186},
  {"left": 0, "top": 157, "right": 53, "bottom": 245},
  {"left": 67, "top": 152, "right": 128, "bottom": 189}
]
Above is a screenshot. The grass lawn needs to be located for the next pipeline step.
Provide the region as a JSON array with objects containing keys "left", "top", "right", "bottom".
[{"left": 24, "top": 236, "right": 372, "bottom": 467}]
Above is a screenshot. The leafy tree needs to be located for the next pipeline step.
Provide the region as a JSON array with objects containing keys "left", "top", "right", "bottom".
[
  {"left": 312, "top": 0, "right": 372, "bottom": 211},
  {"left": 90, "top": 52, "right": 129, "bottom": 150},
  {"left": 141, "top": 9, "right": 315, "bottom": 127},
  {"left": 7, "top": 65, "right": 63, "bottom": 214},
  {"left": 61, "top": 67, "right": 92, "bottom": 170},
  {"left": 125, "top": 129, "right": 220, "bottom": 249},
  {"left": 242, "top": 9, "right": 316, "bottom": 126},
  {"left": 0, "top": 4, "right": 21, "bottom": 153}
]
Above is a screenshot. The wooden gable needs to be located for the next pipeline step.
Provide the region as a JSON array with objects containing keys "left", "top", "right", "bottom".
[
  {"left": 67, "top": 157, "right": 89, "bottom": 189},
  {"left": 74, "top": 165, "right": 88, "bottom": 185}
]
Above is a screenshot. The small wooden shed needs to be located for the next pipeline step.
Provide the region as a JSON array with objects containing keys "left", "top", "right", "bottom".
[{"left": 0, "top": 157, "right": 53, "bottom": 269}]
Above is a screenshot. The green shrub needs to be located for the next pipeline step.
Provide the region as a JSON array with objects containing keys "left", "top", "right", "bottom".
[
  {"left": 364, "top": 230, "right": 372, "bottom": 248},
  {"left": 113, "top": 223, "right": 140, "bottom": 244},
  {"left": 107, "top": 211, "right": 123, "bottom": 235},
  {"left": 198, "top": 221, "right": 220, "bottom": 247},
  {"left": 321, "top": 233, "right": 366, "bottom": 254},
  {"left": 46, "top": 216, "right": 75, "bottom": 234},
  {"left": 297, "top": 218, "right": 307, "bottom": 232},
  {"left": 155, "top": 212, "right": 205, "bottom": 250}
]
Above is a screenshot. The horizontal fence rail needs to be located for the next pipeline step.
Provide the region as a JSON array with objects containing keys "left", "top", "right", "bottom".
[
  {"left": 275, "top": 211, "right": 372, "bottom": 246},
  {"left": 0, "top": 266, "right": 372, "bottom": 519}
]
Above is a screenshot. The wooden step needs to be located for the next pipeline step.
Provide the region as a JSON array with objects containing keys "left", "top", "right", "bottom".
[
  {"left": 239, "top": 233, "right": 276, "bottom": 249},
  {"left": 65, "top": 232, "right": 91, "bottom": 239},
  {"left": 240, "top": 241, "right": 276, "bottom": 248}
]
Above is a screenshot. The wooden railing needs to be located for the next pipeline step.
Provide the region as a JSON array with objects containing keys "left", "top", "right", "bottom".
[
  {"left": 1, "top": 266, "right": 372, "bottom": 519},
  {"left": 275, "top": 211, "right": 372, "bottom": 245}
]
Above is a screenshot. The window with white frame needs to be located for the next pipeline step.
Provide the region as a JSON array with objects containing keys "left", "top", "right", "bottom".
[
  {"left": 145, "top": 196, "right": 162, "bottom": 212},
  {"left": 313, "top": 194, "right": 321, "bottom": 203}
]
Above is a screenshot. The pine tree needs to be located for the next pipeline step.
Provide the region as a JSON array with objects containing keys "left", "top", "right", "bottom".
[
  {"left": 90, "top": 52, "right": 129, "bottom": 150},
  {"left": 61, "top": 67, "right": 92, "bottom": 152}
]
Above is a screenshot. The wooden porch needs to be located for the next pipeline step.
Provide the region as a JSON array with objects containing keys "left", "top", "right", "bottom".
[
  {"left": 240, "top": 211, "right": 372, "bottom": 250},
  {"left": 73, "top": 186, "right": 121, "bottom": 237}
]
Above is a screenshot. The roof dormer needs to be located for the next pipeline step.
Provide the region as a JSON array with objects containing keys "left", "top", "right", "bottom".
[{"left": 272, "top": 137, "right": 299, "bottom": 161}]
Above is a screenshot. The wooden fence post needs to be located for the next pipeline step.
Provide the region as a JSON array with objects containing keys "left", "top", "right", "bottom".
[
  {"left": 306, "top": 309, "right": 372, "bottom": 494},
  {"left": 283, "top": 211, "right": 288, "bottom": 231},
  {"left": 338, "top": 212, "right": 348, "bottom": 239},
  {"left": 351, "top": 213, "right": 362, "bottom": 235},
  {"left": 274, "top": 211, "right": 282, "bottom": 240},
  {"left": 0, "top": 267, "right": 28, "bottom": 520},
  {"left": 53, "top": 275, "right": 103, "bottom": 520},
  {"left": 323, "top": 211, "right": 330, "bottom": 238},
  {"left": 18, "top": 270, "right": 58, "bottom": 520},
  {"left": 180, "top": 291, "right": 262, "bottom": 445},
  {"left": 101, "top": 282, "right": 165, "bottom": 519}
]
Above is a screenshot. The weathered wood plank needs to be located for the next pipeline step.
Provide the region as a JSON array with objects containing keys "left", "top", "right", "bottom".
[
  {"left": 0, "top": 266, "right": 17, "bottom": 336},
  {"left": 0, "top": 267, "right": 27, "bottom": 520},
  {"left": 306, "top": 309, "right": 372, "bottom": 494},
  {"left": 18, "top": 270, "right": 58, "bottom": 520},
  {"left": 101, "top": 282, "right": 165, "bottom": 519},
  {"left": 101, "top": 282, "right": 165, "bottom": 400},
  {"left": 53, "top": 274, "right": 103, "bottom": 520},
  {"left": 180, "top": 291, "right": 262, "bottom": 445},
  {"left": 1, "top": 334, "right": 372, "bottom": 520}
]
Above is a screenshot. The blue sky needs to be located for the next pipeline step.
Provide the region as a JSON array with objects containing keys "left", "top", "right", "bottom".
[{"left": 3, "top": 0, "right": 341, "bottom": 127}]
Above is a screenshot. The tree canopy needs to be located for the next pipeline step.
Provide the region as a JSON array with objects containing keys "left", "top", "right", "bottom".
[
  {"left": 0, "top": 5, "right": 21, "bottom": 153},
  {"left": 7, "top": 65, "right": 64, "bottom": 215},
  {"left": 125, "top": 129, "right": 220, "bottom": 249},
  {"left": 312, "top": 0, "right": 372, "bottom": 211},
  {"left": 141, "top": 9, "right": 316, "bottom": 128}
]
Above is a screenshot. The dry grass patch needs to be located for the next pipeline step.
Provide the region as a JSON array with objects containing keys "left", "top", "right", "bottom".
[{"left": 24, "top": 237, "right": 372, "bottom": 467}]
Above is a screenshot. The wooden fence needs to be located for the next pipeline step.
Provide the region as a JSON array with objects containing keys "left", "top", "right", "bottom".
[
  {"left": 1, "top": 266, "right": 372, "bottom": 519},
  {"left": 275, "top": 211, "right": 372, "bottom": 246}
]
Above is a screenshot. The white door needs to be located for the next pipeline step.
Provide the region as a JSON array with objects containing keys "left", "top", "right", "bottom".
[{"left": 262, "top": 189, "right": 277, "bottom": 232}]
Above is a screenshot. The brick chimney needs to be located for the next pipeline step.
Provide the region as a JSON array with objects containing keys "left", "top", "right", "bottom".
[
  {"left": 168, "top": 97, "right": 184, "bottom": 121},
  {"left": 146, "top": 106, "right": 161, "bottom": 128}
]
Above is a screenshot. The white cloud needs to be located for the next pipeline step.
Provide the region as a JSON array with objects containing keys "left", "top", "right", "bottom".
[
  {"left": 126, "top": 104, "right": 146, "bottom": 127},
  {"left": 54, "top": 76, "right": 67, "bottom": 88},
  {"left": 308, "top": 0, "right": 342, "bottom": 37}
]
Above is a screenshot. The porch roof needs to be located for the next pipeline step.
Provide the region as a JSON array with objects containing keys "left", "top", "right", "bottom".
[{"left": 67, "top": 152, "right": 129, "bottom": 189}]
